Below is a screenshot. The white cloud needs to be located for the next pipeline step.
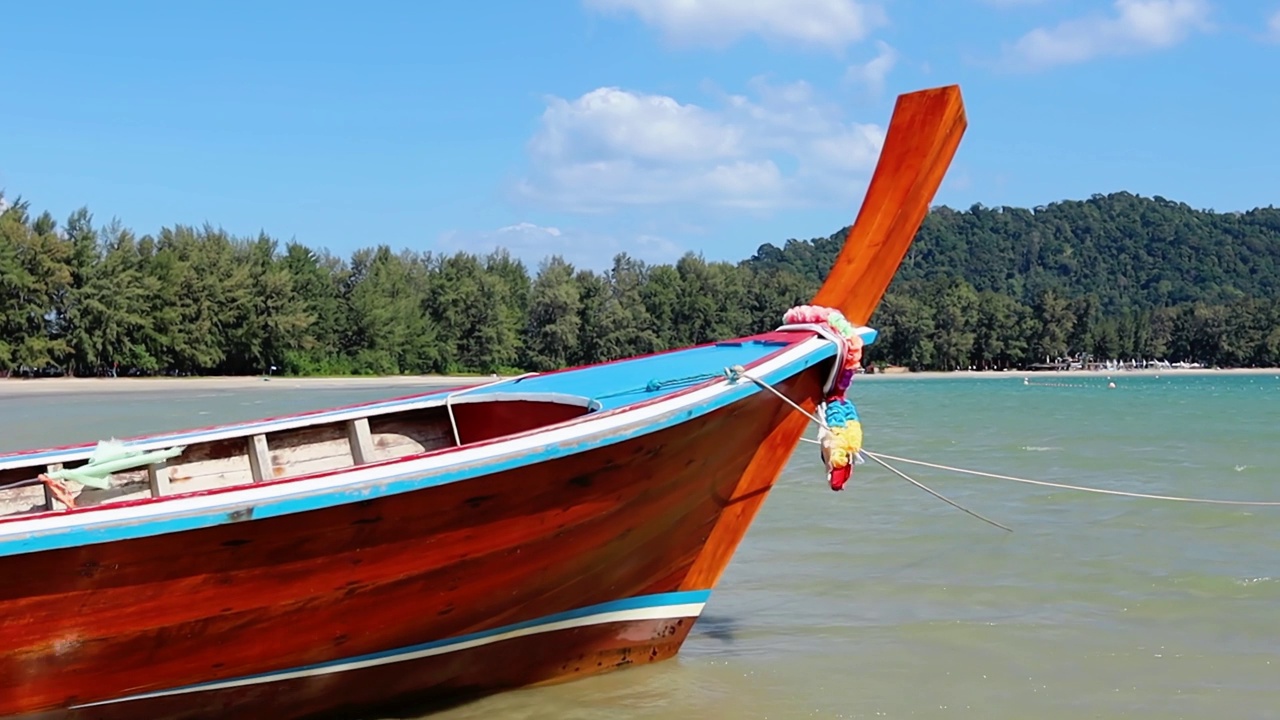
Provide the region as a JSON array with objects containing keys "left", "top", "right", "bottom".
[
  {"left": 1267, "top": 8, "right": 1280, "bottom": 41},
  {"left": 584, "top": 0, "right": 886, "bottom": 50},
  {"left": 437, "top": 223, "right": 683, "bottom": 270},
  {"left": 980, "top": 0, "right": 1049, "bottom": 7},
  {"left": 1004, "top": 0, "right": 1212, "bottom": 70},
  {"left": 844, "top": 40, "right": 899, "bottom": 96},
  {"left": 517, "top": 78, "right": 885, "bottom": 213},
  {"left": 498, "top": 222, "right": 562, "bottom": 239},
  {"left": 529, "top": 89, "right": 743, "bottom": 164}
]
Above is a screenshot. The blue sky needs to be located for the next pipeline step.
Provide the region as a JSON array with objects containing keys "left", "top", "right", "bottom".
[{"left": 1, "top": 0, "right": 1276, "bottom": 270}]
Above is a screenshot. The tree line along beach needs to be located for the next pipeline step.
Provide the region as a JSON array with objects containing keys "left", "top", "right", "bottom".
[{"left": 3, "top": 190, "right": 1279, "bottom": 382}]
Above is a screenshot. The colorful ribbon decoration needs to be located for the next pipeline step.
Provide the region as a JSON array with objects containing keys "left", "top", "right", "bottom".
[{"left": 782, "top": 305, "right": 866, "bottom": 491}]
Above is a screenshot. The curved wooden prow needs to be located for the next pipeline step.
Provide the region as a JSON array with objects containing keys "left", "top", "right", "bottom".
[
  {"left": 677, "top": 85, "right": 968, "bottom": 593},
  {"left": 812, "top": 84, "right": 967, "bottom": 325}
]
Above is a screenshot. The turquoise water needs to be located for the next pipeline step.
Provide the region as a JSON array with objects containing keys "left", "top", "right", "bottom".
[{"left": 3, "top": 374, "right": 1279, "bottom": 718}]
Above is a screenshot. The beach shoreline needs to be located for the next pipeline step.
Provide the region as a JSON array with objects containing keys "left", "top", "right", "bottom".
[
  {"left": 4, "top": 366, "right": 1279, "bottom": 397},
  {"left": 0, "top": 374, "right": 486, "bottom": 398},
  {"left": 856, "top": 367, "right": 1280, "bottom": 380},
  {"left": 862, "top": 367, "right": 1280, "bottom": 380}
]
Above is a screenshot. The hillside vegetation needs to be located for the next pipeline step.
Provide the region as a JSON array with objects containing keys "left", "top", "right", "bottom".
[{"left": 2, "top": 191, "right": 1277, "bottom": 377}]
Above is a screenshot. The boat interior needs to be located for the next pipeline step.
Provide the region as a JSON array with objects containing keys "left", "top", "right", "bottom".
[{"left": 0, "top": 334, "right": 822, "bottom": 519}]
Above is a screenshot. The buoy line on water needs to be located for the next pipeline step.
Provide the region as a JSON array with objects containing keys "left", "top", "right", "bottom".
[{"left": 1023, "top": 377, "right": 1116, "bottom": 389}]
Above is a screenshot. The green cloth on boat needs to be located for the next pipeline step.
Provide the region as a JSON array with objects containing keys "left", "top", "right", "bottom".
[{"left": 47, "top": 440, "right": 185, "bottom": 490}]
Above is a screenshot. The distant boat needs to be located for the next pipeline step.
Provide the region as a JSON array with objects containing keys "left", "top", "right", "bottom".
[{"left": 0, "top": 85, "right": 967, "bottom": 720}]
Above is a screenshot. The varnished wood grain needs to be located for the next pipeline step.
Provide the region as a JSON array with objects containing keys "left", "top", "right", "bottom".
[
  {"left": 0, "top": 370, "right": 820, "bottom": 718},
  {"left": 1, "top": 83, "right": 970, "bottom": 720},
  {"left": 14, "top": 617, "right": 695, "bottom": 720},
  {"left": 812, "top": 84, "right": 968, "bottom": 324},
  {"left": 679, "top": 366, "right": 826, "bottom": 590},
  {"left": 450, "top": 399, "right": 590, "bottom": 445},
  {"left": 683, "top": 86, "right": 967, "bottom": 587},
  {"left": 0, "top": 399, "right": 590, "bottom": 517}
]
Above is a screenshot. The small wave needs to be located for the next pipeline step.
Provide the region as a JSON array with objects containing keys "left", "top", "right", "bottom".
[
  {"left": 1234, "top": 465, "right": 1249, "bottom": 472},
  {"left": 1237, "top": 577, "right": 1274, "bottom": 586},
  {"left": 1021, "top": 446, "right": 1062, "bottom": 452}
]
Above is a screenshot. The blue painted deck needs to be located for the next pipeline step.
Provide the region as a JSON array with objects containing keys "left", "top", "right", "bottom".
[
  {"left": 0, "top": 335, "right": 825, "bottom": 467},
  {"left": 541, "top": 337, "right": 811, "bottom": 411},
  {"left": 0, "top": 329, "right": 874, "bottom": 554},
  {"left": 462, "top": 327, "right": 875, "bottom": 412}
]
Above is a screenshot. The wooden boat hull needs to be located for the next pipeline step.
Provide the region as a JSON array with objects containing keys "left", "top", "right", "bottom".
[
  {"left": 1, "top": 84, "right": 969, "bottom": 719},
  {"left": 29, "top": 615, "right": 696, "bottom": 720},
  {"left": 0, "top": 365, "right": 824, "bottom": 720}
]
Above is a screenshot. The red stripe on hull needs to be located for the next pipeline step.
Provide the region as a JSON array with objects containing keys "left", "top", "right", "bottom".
[{"left": 0, "top": 367, "right": 825, "bottom": 718}]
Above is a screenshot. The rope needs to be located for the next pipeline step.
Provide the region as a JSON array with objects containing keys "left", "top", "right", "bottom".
[
  {"left": 445, "top": 372, "right": 539, "bottom": 446},
  {"left": 860, "top": 452, "right": 1012, "bottom": 532},
  {"left": 863, "top": 451, "right": 1280, "bottom": 507},
  {"left": 775, "top": 322, "right": 851, "bottom": 392},
  {"left": 731, "top": 366, "right": 829, "bottom": 429},
  {"left": 0, "top": 475, "right": 77, "bottom": 510},
  {"left": 735, "top": 367, "right": 1005, "bottom": 527},
  {"left": 737, "top": 350, "right": 1280, "bottom": 520},
  {"left": 777, "top": 306, "right": 867, "bottom": 491},
  {"left": 590, "top": 372, "right": 726, "bottom": 402},
  {"left": 0, "top": 477, "right": 44, "bottom": 492}
]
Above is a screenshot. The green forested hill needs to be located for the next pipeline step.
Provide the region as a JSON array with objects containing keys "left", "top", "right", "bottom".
[
  {"left": 2, "top": 191, "right": 1278, "bottom": 377},
  {"left": 750, "top": 192, "right": 1280, "bottom": 369},
  {"left": 751, "top": 192, "right": 1280, "bottom": 309}
]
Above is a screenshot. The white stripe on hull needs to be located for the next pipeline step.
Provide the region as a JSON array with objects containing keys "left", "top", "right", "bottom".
[
  {"left": 1, "top": 336, "right": 831, "bottom": 544},
  {"left": 74, "top": 599, "right": 708, "bottom": 708}
]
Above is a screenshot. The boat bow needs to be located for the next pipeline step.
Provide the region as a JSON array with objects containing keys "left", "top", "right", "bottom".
[{"left": 0, "top": 84, "right": 969, "bottom": 720}]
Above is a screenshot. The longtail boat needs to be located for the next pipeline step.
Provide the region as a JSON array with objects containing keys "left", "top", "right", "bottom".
[{"left": 0, "top": 84, "right": 966, "bottom": 720}]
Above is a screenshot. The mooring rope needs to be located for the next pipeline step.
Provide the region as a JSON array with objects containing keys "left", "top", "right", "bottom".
[
  {"left": 860, "top": 451, "right": 1013, "bottom": 532},
  {"left": 862, "top": 451, "right": 1280, "bottom": 507},
  {"left": 591, "top": 371, "right": 726, "bottom": 402},
  {"left": 731, "top": 366, "right": 823, "bottom": 427},
  {"left": 732, "top": 366, "right": 1004, "bottom": 528},
  {"left": 734, "top": 363, "right": 1280, "bottom": 534}
]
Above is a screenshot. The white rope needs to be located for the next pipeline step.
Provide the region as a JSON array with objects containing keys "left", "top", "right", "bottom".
[
  {"left": 733, "top": 367, "right": 1004, "bottom": 528},
  {"left": 733, "top": 364, "right": 1280, "bottom": 527},
  {"left": 774, "top": 322, "right": 849, "bottom": 393},
  {"left": 860, "top": 451, "right": 1012, "bottom": 532},
  {"left": 863, "top": 451, "right": 1280, "bottom": 507},
  {"left": 734, "top": 365, "right": 1280, "bottom": 527},
  {"left": 729, "top": 366, "right": 829, "bottom": 430}
]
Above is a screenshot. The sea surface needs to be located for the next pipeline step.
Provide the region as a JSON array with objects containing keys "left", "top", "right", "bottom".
[{"left": 3, "top": 373, "right": 1279, "bottom": 719}]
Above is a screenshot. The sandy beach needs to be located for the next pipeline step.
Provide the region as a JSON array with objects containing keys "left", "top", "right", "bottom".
[
  {"left": 4, "top": 367, "right": 1279, "bottom": 398},
  {"left": 0, "top": 374, "right": 487, "bottom": 398},
  {"left": 864, "top": 367, "right": 1280, "bottom": 380}
]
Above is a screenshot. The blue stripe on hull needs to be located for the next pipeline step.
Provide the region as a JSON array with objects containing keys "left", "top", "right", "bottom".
[
  {"left": 74, "top": 589, "right": 713, "bottom": 708},
  {"left": 4, "top": 340, "right": 798, "bottom": 467},
  {"left": 0, "top": 341, "right": 833, "bottom": 558}
]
